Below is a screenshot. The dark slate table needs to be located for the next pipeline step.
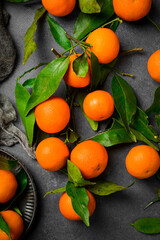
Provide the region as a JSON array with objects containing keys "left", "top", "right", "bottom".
[{"left": 1, "top": 1, "right": 160, "bottom": 239}]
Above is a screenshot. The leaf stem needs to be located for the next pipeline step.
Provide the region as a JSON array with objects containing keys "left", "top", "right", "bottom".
[
  {"left": 119, "top": 48, "right": 144, "bottom": 57},
  {"left": 147, "top": 15, "right": 160, "bottom": 32},
  {"left": 100, "top": 17, "right": 122, "bottom": 28},
  {"left": 66, "top": 33, "right": 91, "bottom": 48},
  {"left": 51, "top": 48, "right": 62, "bottom": 58},
  {"left": 144, "top": 198, "right": 160, "bottom": 210},
  {"left": 113, "top": 69, "right": 134, "bottom": 78}
]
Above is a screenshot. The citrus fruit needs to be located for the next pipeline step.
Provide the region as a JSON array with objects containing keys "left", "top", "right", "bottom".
[
  {"left": 113, "top": 0, "right": 152, "bottom": 21},
  {"left": 0, "top": 170, "right": 18, "bottom": 204},
  {"left": 83, "top": 90, "right": 114, "bottom": 121},
  {"left": 63, "top": 54, "right": 91, "bottom": 88},
  {"left": 59, "top": 189, "right": 96, "bottom": 221},
  {"left": 147, "top": 49, "right": 160, "bottom": 83},
  {"left": 86, "top": 28, "right": 120, "bottom": 64},
  {"left": 36, "top": 137, "right": 69, "bottom": 171},
  {"left": 126, "top": 145, "right": 160, "bottom": 179},
  {"left": 42, "top": 0, "right": 76, "bottom": 17},
  {"left": 35, "top": 96, "right": 70, "bottom": 133},
  {"left": 0, "top": 210, "right": 24, "bottom": 240},
  {"left": 70, "top": 140, "right": 108, "bottom": 179}
]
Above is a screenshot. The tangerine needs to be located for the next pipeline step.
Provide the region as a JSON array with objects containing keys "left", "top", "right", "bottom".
[{"left": 147, "top": 49, "right": 160, "bottom": 83}]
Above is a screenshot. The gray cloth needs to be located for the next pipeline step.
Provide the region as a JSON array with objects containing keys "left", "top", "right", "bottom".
[{"left": 0, "top": 94, "right": 36, "bottom": 159}]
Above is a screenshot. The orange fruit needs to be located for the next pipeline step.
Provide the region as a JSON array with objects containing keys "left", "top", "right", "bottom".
[
  {"left": 126, "top": 145, "right": 160, "bottom": 179},
  {"left": 86, "top": 28, "right": 120, "bottom": 64},
  {"left": 59, "top": 189, "right": 96, "bottom": 221},
  {"left": 0, "top": 210, "right": 24, "bottom": 240},
  {"left": 36, "top": 137, "right": 69, "bottom": 171},
  {"left": 42, "top": 0, "right": 76, "bottom": 17},
  {"left": 113, "top": 0, "right": 152, "bottom": 22},
  {"left": 83, "top": 90, "right": 114, "bottom": 121},
  {"left": 35, "top": 96, "right": 70, "bottom": 133},
  {"left": 63, "top": 54, "right": 91, "bottom": 88},
  {"left": 70, "top": 140, "right": 108, "bottom": 179},
  {"left": 0, "top": 170, "right": 18, "bottom": 204},
  {"left": 147, "top": 49, "right": 160, "bottom": 83}
]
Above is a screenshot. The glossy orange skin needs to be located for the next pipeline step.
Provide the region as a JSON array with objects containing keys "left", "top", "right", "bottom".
[
  {"left": 35, "top": 96, "right": 70, "bottom": 133},
  {"left": 83, "top": 90, "right": 114, "bottom": 121},
  {"left": 113, "top": 0, "right": 152, "bottom": 21},
  {"left": 0, "top": 210, "right": 24, "bottom": 240},
  {"left": 63, "top": 54, "right": 91, "bottom": 88},
  {"left": 0, "top": 170, "right": 18, "bottom": 204},
  {"left": 86, "top": 28, "right": 120, "bottom": 64},
  {"left": 70, "top": 140, "right": 108, "bottom": 179},
  {"left": 59, "top": 190, "right": 96, "bottom": 221},
  {"left": 126, "top": 145, "right": 160, "bottom": 179},
  {"left": 42, "top": 0, "right": 76, "bottom": 17},
  {"left": 36, "top": 137, "right": 69, "bottom": 171},
  {"left": 147, "top": 50, "right": 160, "bottom": 83}
]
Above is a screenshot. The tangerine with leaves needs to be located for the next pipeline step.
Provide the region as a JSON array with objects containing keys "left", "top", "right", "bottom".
[
  {"left": 36, "top": 137, "right": 69, "bottom": 171},
  {"left": 0, "top": 210, "right": 24, "bottom": 240},
  {"left": 147, "top": 49, "right": 160, "bottom": 83},
  {"left": 83, "top": 90, "right": 115, "bottom": 121},
  {"left": 86, "top": 28, "right": 120, "bottom": 64},
  {"left": 70, "top": 140, "right": 108, "bottom": 179},
  {"left": 113, "top": 0, "right": 152, "bottom": 21},
  {"left": 0, "top": 170, "right": 18, "bottom": 204},
  {"left": 59, "top": 190, "right": 96, "bottom": 221},
  {"left": 126, "top": 145, "right": 160, "bottom": 179},
  {"left": 42, "top": 0, "right": 76, "bottom": 17},
  {"left": 35, "top": 96, "right": 70, "bottom": 133},
  {"left": 63, "top": 54, "right": 91, "bottom": 88}
]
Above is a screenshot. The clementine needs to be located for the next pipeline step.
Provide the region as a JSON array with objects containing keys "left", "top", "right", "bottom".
[{"left": 147, "top": 49, "right": 160, "bottom": 83}]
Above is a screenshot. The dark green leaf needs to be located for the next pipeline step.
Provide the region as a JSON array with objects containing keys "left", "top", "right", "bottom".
[
  {"left": 111, "top": 74, "right": 137, "bottom": 142},
  {"left": 132, "top": 107, "right": 159, "bottom": 142},
  {"left": 23, "top": 7, "right": 46, "bottom": 65},
  {"left": 90, "top": 51, "right": 101, "bottom": 90},
  {"left": 47, "top": 15, "right": 71, "bottom": 50},
  {"left": 79, "top": 0, "right": 101, "bottom": 14},
  {"left": 146, "top": 86, "right": 160, "bottom": 116},
  {"left": 44, "top": 187, "right": 66, "bottom": 198},
  {"left": 73, "top": 53, "right": 89, "bottom": 77},
  {"left": 0, "top": 155, "right": 17, "bottom": 170},
  {"left": 156, "top": 169, "right": 160, "bottom": 181},
  {"left": 22, "top": 78, "right": 35, "bottom": 89},
  {"left": 69, "top": 130, "right": 80, "bottom": 143},
  {"left": 0, "top": 213, "right": 12, "bottom": 240},
  {"left": 78, "top": 91, "right": 98, "bottom": 131},
  {"left": 15, "top": 83, "right": 35, "bottom": 146},
  {"left": 99, "top": 58, "right": 117, "bottom": 86},
  {"left": 110, "top": 19, "right": 120, "bottom": 32},
  {"left": 88, "top": 180, "right": 134, "bottom": 196},
  {"left": 67, "top": 160, "right": 96, "bottom": 187},
  {"left": 74, "top": 0, "right": 114, "bottom": 40},
  {"left": 155, "top": 113, "right": 160, "bottom": 129},
  {"left": 25, "top": 57, "right": 69, "bottom": 115},
  {"left": 0, "top": 169, "right": 28, "bottom": 211},
  {"left": 66, "top": 182, "right": 90, "bottom": 226},
  {"left": 87, "top": 119, "right": 133, "bottom": 147},
  {"left": 13, "top": 207, "right": 22, "bottom": 216},
  {"left": 131, "top": 217, "right": 160, "bottom": 234}
]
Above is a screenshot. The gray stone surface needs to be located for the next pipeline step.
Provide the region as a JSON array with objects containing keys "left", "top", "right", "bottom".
[{"left": 0, "top": 1, "right": 160, "bottom": 240}]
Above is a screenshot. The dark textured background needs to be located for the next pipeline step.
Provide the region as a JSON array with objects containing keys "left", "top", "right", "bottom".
[{"left": 1, "top": 1, "right": 160, "bottom": 239}]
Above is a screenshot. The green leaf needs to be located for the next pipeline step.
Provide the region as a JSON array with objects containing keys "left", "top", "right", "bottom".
[
  {"left": 25, "top": 57, "right": 69, "bottom": 115},
  {"left": 0, "top": 213, "right": 12, "bottom": 240},
  {"left": 44, "top": 187, "right": 66, "bottom": 198},
  {"left": 0, "top": 155, "right": 17, "bottom": 170},
  {"left": 79, "top": 0, "right": 101, "bottom": 14},
  {"left": 13, "top": 207, "right": 22, "bottom": 216},
  {"left": 78, "top": 91, "right": 98, "bottom": 131},
  {"left": 110, "top": 19, "right": 120, "bottom": 32},
  {"left": 22, "top": 78, "right": 35, "bottom": 89},
  {"left": 74, "top": 0, "right": 114, "bottom": 40},
  {"left": 47, "top": 15, "right": 71, "bottom": 50},
  {"left": 87, "top": 119, "right": 133, "bottom": 147},
  {"left": 111, "top": 74, "right": 137, "bottom": 142},
  {"left": 15, "top": 83, "right": 35, "bottom": 146},
  {"left": 131, "top": 107, "right": 159, "bottom": 142},
  {"left": 155, "top": 113, "right": 160, "bottom": 129},
  {"left": 69, "top": 130, "right": 80, "bottom": 143},
  {"left": 88, "top": 180, "right": 134, "bottom": 196},
  {"left": 73, "top": 53, "right": 89, "bottom": 77},
  {"left": 146, "top": 86, "right": 160, "bottom": 116},
  {"left": 100, "top": 58, "right": 118, "bottom": 86},
  {"left": 90, "top": 52, "right": 101, "bottom": 90},
  {"left": 67, "top": 160, "right": 96, "bottom": 187},
  {"left": 66, "top": 182, "right": 90, "bottom": 226},
  {"left": 23, "top": 7, "right": 46, "bottom": 65},
  {"left": 131, "top": 217, "right": 160, "bottom": 234},
  {"left": 0, "top": 168, "right": 28, "bottom": 211}
]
